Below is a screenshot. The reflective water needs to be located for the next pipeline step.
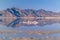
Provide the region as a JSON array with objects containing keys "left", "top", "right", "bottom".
[{"left": 0, "top": 23, "right": 60, "bottom": 40}]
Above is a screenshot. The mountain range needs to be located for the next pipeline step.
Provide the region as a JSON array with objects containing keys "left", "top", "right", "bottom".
[{"left": 0, "top": 7, "right": 60, "bottom": 27}]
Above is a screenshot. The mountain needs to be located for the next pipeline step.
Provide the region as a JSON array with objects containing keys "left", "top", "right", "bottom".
[
  {"left": 5, "top": 7, "right": 60, "bottom": 17},
  {"left": 0, "top": 7, "right": 60, "bottom": 27}
]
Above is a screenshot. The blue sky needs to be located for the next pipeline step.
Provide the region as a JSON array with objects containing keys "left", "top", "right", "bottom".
[{"left": 0, "top": 0, "right": 60, "bottom": 12}]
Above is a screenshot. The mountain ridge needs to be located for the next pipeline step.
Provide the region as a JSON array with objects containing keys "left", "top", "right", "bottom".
[
  {"left": 5, "top": 7, "right": 59, "bottom": 17},
  {"left": 0, "top": 7, "right": 60, "bottom": 27}
]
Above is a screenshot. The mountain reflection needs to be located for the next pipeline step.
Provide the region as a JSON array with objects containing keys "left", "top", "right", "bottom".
[
  {"left": 7, "top": 18, "right": 20, "bottom": 27},
  {"left": 0, "top": 17, "right": 60, "bottom": 27}
]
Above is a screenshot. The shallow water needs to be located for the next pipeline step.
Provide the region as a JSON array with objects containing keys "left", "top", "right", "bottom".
[{"left": 0, "top": 23, "right": 60, "bottom": 40}]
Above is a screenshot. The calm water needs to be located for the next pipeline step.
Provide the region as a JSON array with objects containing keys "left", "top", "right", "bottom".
[{"left": 0, "top": 23, "right": 60, "bottom": 40}]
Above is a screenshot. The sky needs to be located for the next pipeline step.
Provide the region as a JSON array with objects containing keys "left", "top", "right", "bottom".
[{"left": 0, "top": 0, "right": 60, "bottom": 12}]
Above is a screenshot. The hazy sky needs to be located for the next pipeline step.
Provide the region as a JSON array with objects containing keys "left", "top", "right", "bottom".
[{"left": 0, "top": 0, "right": 60, "bottom": 12}]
